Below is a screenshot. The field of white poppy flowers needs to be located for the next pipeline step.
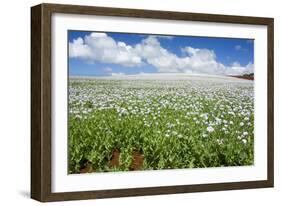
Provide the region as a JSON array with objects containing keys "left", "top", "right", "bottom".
[{"left": 68, "top": 74, "right": 254, "bottom": 174}]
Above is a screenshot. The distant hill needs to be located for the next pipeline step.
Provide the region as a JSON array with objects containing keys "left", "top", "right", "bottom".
[{"left": 231, "top": 73, "right": 254, "bottom": 80}]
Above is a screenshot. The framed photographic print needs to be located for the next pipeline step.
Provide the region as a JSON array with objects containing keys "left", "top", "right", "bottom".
[{"left": 31, "top": 3, "right": 274, "bottom": 202}]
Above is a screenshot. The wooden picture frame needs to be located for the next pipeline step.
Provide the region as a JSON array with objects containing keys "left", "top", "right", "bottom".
[{"left": 31, "top": 3, "right": 274, "bottom": 202}]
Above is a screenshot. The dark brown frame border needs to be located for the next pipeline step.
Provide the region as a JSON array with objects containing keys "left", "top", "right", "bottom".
[{"left": 31, "top": 3, "right": 274, "bottom": 202}]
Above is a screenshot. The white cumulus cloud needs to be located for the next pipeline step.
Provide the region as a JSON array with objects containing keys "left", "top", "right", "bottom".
[
  {"left": 103, "top": 67, "right": 112, "bottom": 72},
  {"left": 235, "top": 45, "right": 242, "bottom": 50},
  {"left": 69, "top": 33, "right": 254, "bottom": 75},
  {"left": 69, "top": 37, "right": 92, "bottom": 59},
  {"left": 69, "top": 32, "right": 142, "bottom": 67}
]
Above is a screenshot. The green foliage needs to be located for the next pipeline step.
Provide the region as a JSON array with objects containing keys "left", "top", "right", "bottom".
[{"left": 68, "top": 78, "right": 254, "bottom": 173}]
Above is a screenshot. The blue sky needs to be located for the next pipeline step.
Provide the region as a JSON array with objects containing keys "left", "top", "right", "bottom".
[{"left": 68, "top": 30, "right": 254, "bottom": 76}]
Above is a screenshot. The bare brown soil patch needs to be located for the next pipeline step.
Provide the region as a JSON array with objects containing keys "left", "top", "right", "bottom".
[
  {"left": 109, "top": 149, "right": 120, "bottom": 168},
  {"left": 130, "top": 150, "right": 144, "bottom": 171},
  {"left": 80, "top": 163, "right": 95, "bottom": 173}
]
